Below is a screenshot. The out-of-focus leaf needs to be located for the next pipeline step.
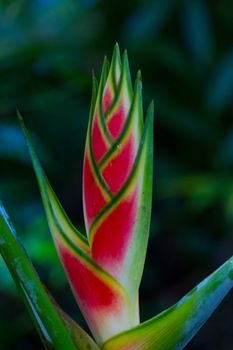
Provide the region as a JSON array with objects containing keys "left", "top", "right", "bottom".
[
  {"left": 158, "top": 174, "right": 221, "bottom": 212},
  {"left": 123, "top": 0, "right": 177, "bottom": 45},
  {"left": 216, "top": 129, "right": 233, "bottom": 170},
  {"left": 224, "top": 186, "right": 233, "bottom": 224},
  {"left": 206, "top": 48, "right": 233, "bottom": 112},
  {"left": 157, "top": 94, "right": 215, "bottom": 144},
  {"left": 182, "top": 0, "right": 214, "bottom": 65},
  {"left": 152, "top": 40, "right": 193, "bottom": 85},
  {"left": 0, "top": 124, "right": 29, "bottom": 163},
  {"left": 0, "top": 123, "right": 55, "bottom": 172}
]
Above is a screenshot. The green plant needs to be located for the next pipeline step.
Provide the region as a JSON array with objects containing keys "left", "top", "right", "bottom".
[{"left": 0, "top": 44, "right": 232, "bottom": 349}]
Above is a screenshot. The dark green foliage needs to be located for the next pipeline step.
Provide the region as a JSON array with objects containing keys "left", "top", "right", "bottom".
[{"left": 0, "top": 1, "right": 232, "bottom": 348}]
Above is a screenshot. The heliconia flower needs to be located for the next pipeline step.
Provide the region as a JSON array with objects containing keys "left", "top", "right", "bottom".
[
  {"left": 81, "top": 44, "right": 153, "bottom": 341},
  {"left": 19, "top": 44, "right": 154, "bottom": 345},
  {"left": 2, "top": 43, "right": 230, "bottom": 350},
  {"left": 84, "top": 48, "right": 153, "bottom": 297}
]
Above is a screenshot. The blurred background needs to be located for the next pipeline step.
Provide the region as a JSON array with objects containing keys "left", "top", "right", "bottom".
[{"left": 0, "top": 0, "right": 233, "bottom": 348}]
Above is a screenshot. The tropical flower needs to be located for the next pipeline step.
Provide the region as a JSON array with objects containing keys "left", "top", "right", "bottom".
[
  {"left": 0, "top": 44, "right": 232, "bottom": 350},
  {"left": 81, "top": 44, "right": 153, "bottom": 342}
]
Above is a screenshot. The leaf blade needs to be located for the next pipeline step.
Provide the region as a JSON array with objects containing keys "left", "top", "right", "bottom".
[
  {"left": 103, "top": 256, "right": 233, "bottom": 350},
  {"left": 0, "top": 202, "right": 83, "bottom": 350},
  {"left": 19, "top": 113, "right": 134, "bottom": 344}
]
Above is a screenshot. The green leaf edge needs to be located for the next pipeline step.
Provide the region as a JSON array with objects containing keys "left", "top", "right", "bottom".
[
  {"left": 103, "top": 256, "right": 233, "bottom": 350},
  {"left": 106, "top": 42, "right": 122, "bottom": 93},
  {"left": 18, "top": 111, "right": 89, "bottom": 251},
  {"left": 18, "top": 113, "right": 130, "bottom": 301},
  {"left": 0, "top": 202, "right": 99, "bottom": 350}
]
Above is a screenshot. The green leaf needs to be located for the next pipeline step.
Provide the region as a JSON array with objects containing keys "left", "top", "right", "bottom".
[
  {"left": 18, "top": 112, "right": 136, "bottom": 344},
  {"left": 102, "top": 256, "right": 233, "bottom": 350},
  {"left": 17, "top": 111, "right": 89, "bottom": 255},
  {"left": 124, "top": 0, "right": 176, "bottom": 44},
  {"left": 0, "top": 202, "right": 99, "bottom": 350}
]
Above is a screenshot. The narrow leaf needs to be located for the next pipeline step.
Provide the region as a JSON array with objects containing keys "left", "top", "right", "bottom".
[
  {"left": 102, "top": 43, "right": 122, "bottom": 114},
  {"left": 19, "top": 113, "right": 133, "bottom": 344},
  {"left": 103, "top": 256, "right": 233, "bottom": 350},
  {"left": 0, "top": 202, "right": 94, "bottom": 350},
  {"left": 18, "top": 112, "right": 89, "bottom": 255}
]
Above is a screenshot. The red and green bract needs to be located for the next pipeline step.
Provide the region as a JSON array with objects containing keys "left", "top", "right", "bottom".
[
  {"left": 83, "top": 47, "right": 153, "bottom": 289},
  {"left": 14, "top": 44, "right": 232, "bottom": 350},
  {"left": 24, "top": 44, "right": 153, "bottom": 345},
  {"left": 73, "top": 44, "right": 153, "bottom": 343},
  {"left": 80, "top": 45, "right": 153, "bottom": 342}
]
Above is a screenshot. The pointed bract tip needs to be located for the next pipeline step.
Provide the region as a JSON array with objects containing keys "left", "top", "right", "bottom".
[
  {"left": 17, "top": 109, "right": 23, "bottom": 122},
  {"left": 149, "top": 100, "right": 154, "bottom": 118},
  {"left": 122, "top": 49, "right": 128, "bottom": 59},
  {"left": 134, "top": 70, "right": 142, "bottom": 92},
  {"left": 99, "top": 56, "right": 110, "bottom": 88},
  {"left": 112, "top": 42, "right": 121, "bottom": 66},
  {"left": 103, "top": 55, "right": 109, "bottom": 68},
  {"left": 91, "top": 70, "right": 98, "bottom": 85},
  {"left": 122, "top": 49, "right": 130, "bottom": 71},
  {"left": 17, "top": 112, "right": 35, "bottom": 152},
  {"left": 149, "top": 99, "right": 154, "bottom": 110},
  {"left": 102, "top": 55, "right": 110, "bottom": 68},
  {"left": 114, "top": 42, "right": 120, "bottom": 53},
  {"left": 136, "top": 70, "right": 142, "bottom": 81},
  {"left": 145, "top": 100, "right": 154, "bottom": 125},
  {"left": 17, "top": 111, "right": 27, "bottom": 132}
]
